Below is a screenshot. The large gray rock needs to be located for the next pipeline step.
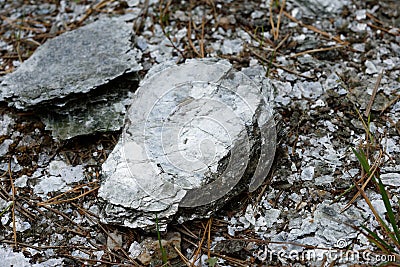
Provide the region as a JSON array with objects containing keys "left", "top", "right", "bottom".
[
  {"left": 98, "top": 59, "right": 277, "bottom": 230},
  {"left": 0, "top": 17, "right": 142, "bottom": 139}
]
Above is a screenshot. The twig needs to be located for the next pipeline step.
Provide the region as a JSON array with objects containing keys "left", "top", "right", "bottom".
[
  {"left": 0, "top": 239, "right": 95, "bottom": 250},
  {"left": 61, "top": 254, "right": 133, "bottom": 266},
  {"left": 365, "top": 70, "right": 384, "bottom": 117},
  {"left": 256, "top": 182, "right": 269, "bottom": 203},
  {"left": 37, "top": 181, "right": 97, "bottom": 204},
  {"left": 38, "top": 186, "right": 99, "bottom": 206},
  {"left": 174, "top": 245, "right": 191, "bottom": 266},
  {"left": 40, "top": 205, "right": 87, "bottom": 235},
  {"left": 178, "top": 224, "right": 199, "bottom": 239},
  {"left": 368, "top": 23, "right": 399, "bottom": 36},
  {"left": 283, "top": 11, "right": 348, "bottom": 45},
  {"left": 366, "top": 13, "right": 384, "bottom": 25},
  {"left": 190, "top": 219, "right": 211, "bottom": 267},
  {"left": 290, "top": 45, "right": 344, "bottom": 58},
  {"left": 0, "top": 189, "right": 36, "bottom": 221}
]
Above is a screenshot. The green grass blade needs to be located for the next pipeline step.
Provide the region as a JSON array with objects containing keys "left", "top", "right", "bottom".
[
  {"left": 351, "top": 147, "right": 399, "bottom": 246},
  {"left": 376, "top": 175, "right": 400, "bottom": 245},
  {"left": 266, "top": 50, "right": 275, "bottom": 78},
  {"left": 0, "top": 202, "right": 12, "bottom": 217},
  {"left": 351, "top": 147, "right": 370, "bottom": 174},
  {"left": 360, "top": 224, "right": 395, "bottom": 253},
  {"left": 156, "top": 214, "right": 168, "bottom": 264}
]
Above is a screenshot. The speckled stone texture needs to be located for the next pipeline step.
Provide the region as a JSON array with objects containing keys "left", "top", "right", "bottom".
[{"left": 98, "top": 59, "right": 277, "bottom": 230}]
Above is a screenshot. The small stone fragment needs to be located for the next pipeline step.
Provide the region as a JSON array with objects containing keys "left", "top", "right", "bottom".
[
  {"left": 0, "top": 245, "right": 31, "bottom": 267},
  {"left": 107, "top": 231, "right": 123, "bottom": 251},
  {"left": 301, "top": 166, "right": 315, "bottom": 181},
  {"left": 0, "top": 114, "right": 14, "bottom": 136},
  {"left": 33, "top": 160, "right": 84, "bottom": 196},
  {"left": 0, "top": 139, "right": 12, "bottom": 157},
  {"left": 380, "top": 173, "right": 400, "bottom": 186},
  {"left": 135, "top": 232, "right": 181, "bottom": 266},
  {"left": 290, "top": 0, "right": 350, "bottom": 16}
]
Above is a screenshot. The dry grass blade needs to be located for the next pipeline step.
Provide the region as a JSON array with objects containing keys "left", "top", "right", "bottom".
[
  {"left": 380, "top": 94, "right": 400, "bottom": 115},
  {"left": 350, "top": 147, "right": 400, "bottom": 250},
  {"left": 76, "top": 0, "right": 114, "bottom": 26},
  {"left": 187, "top": 17, "right": 202, "bottom": 57},
  {"left": 269, "top": 0, "right": 276, "bottom": 40},
  {"left": 241, "top": 28, "right": 275, "bottom": 49},
  {"left": 182, "top": 235, "right": 248, "bottom": 267},
  {"left": 133, "top": 0, "right": 150, "bottom": 34},
  {"left": 365, "top": 70, "right": 384, "bottom": 117},
  {"left": 353, "top": 180, "right": 400, "bottom": 249},
  {"left": 8, "top": 160, "right": 17, "bottom": 247},
  {"left": 207, "top": 218, "right": 212, "bottom": 260},
  {"left": 355, "top": 108, "right": 374, "bottom": 148},
  {"left": 341, "top": 151, "right": 382, "bottom": 212},
  {"left": 200, "top": 16, "right": 205, "bottom": 58},
  {"left": 159, "top": 0, "right": 186, "bottom": 59},
  {"left": 0, "top": 15, "right": 47, "bottom": 33},
  {"left": 269, "top": 0, "right": 286, "bottom": 41},
  {"left": 274, "top": 33, "right": 289, "bottom": 51},
  {"left": 209, "top": 252, "right": 248, "bottom": 267}
]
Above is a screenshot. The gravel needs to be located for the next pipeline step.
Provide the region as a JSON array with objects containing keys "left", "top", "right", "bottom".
[{"left": 0, "top": 0, "right": 399, "bottom": 266}]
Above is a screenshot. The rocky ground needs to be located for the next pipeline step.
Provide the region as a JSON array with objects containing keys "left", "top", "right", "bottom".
[{"left": 0, "top": 0, "right": 399, "bottom": 266}]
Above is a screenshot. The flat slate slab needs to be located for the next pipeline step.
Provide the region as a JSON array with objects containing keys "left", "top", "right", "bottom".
[
  {"left": 0, "top": 17, "right": 142, "bottom": 139},
  {"left": 98, "top": 59, "right": 277, "bottom": 230}
]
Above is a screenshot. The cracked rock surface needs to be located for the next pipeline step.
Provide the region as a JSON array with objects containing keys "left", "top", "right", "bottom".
[
  {"left": 0, "top": 17, "right": 142, "bottom": 139},
  {"left": 98, "top": 59, "right": 276, "bottom": 230},
  {"left": 0, "top": 0, "right": 399, "bottom": 265}
]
